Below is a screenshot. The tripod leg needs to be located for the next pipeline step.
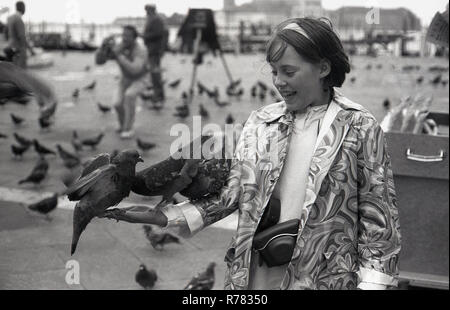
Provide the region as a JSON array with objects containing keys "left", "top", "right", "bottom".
[
  {"left": 219, "top": 50, "right": 234, "bottom": 85},
  {"left": 188, "top": 29, "right": 203, "bottom": 105}
]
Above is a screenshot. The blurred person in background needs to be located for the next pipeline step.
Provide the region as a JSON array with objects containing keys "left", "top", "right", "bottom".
[
  {"left": 95, "top": 25, "right": 148, "bottom": 139},
  {"left": 6, "top": 1, "right": 35, "bottom": 68},
  {"left": 143, "top": 4, "right": 167, "bottom": 107}
]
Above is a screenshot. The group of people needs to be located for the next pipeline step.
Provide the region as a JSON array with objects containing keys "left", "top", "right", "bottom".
[
  {"left": 2, "top": 2, "right": 167, "bottom": 140},
  {"left": 96, "top": 4, "right": 167, "bottom": 139}
]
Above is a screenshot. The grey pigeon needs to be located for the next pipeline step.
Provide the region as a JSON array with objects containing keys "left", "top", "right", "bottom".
[
  {"left": 135, "top": 264, "right": 157, "bottom": 289},
  {"left": 184, "top": 262, "right": 216, "bottom": 290}
]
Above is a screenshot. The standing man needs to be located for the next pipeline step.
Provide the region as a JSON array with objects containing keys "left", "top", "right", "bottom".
[
  {"left": 7, "top": 1, "right": 35, "bottom": 68},
  {"left": 95, "top": 25, "right": 148, "bottom": 139},
  {"left": 143, "top": 4, "right": 166, "bottom": 107}
]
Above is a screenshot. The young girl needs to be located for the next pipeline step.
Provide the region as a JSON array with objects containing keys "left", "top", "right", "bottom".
[{"left": 100, "top": 17, "right": 401, "bottom": 290}]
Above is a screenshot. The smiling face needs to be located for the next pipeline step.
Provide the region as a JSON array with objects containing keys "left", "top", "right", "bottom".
[{"left": 269, "top": 43, "right": 329, "bottom": 113}]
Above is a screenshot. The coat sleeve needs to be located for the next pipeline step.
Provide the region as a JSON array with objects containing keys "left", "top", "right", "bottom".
[
  {"left": 356, "top": 116, "right": 402, "bottom": 289},
  {"left": 160, "top": 112, "right": 258, "bottom": 237}
]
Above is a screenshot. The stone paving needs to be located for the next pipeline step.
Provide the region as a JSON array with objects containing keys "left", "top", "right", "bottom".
[{"left": 0, "top": 197, "right": 236, "bottom": 290}]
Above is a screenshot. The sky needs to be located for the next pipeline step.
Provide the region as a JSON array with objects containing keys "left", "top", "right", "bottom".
[{"left": 0, "top": 0, "right": 448, "bottom": 25}]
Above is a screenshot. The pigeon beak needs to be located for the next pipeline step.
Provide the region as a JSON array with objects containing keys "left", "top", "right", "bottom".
[{"left": 138, "top": 156, "right": 144, "bottom": 163}]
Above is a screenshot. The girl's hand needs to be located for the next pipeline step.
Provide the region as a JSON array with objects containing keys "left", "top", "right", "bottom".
[
  {"left": 98, "top": 205, "right": 168, "bottom": 226},
  {"left": 98, "top": 207, "right": 130, "bottom": 222}
]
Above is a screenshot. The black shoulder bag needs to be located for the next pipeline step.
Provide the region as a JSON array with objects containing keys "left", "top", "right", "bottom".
[{"left": 252, "top": 198, "right": 300, "bottom": 267}]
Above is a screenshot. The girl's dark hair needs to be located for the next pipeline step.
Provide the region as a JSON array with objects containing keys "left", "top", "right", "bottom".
[{"left": 266, "top": 17, "right": 350, "bottom": 94}]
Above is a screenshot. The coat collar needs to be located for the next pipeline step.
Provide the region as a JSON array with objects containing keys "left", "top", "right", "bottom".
[{"left": 254, "top": 91, "right": 365, "bottom": 126}]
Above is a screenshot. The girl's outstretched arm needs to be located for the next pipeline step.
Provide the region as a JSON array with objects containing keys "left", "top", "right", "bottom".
[{"left": 99, "top": 205, "right": 168, "bottom": 227}]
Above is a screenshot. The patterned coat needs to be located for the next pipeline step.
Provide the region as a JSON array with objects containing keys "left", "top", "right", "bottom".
[{"left": 164, "top": 93, "right": 401, "bottom": 290}]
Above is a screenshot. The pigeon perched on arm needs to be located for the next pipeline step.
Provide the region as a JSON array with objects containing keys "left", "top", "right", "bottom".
[
  {"left": 80, "top": 153, "right": 112, "bottom": 178},
  {"left": 60, "top": 153, "right": 111, "bottom": 188},
  {"left": 130, "top": 134, "right": 231, "bottom": 207},
  {"left": 135, "top": 264, "right": 157, "bottom": 289},
  {"left": 65, "top": 149, "right": 143, "bottom": 255},
  {"left": 184, "top": 262, "right": 216, "bottom": 290},
  {"left": 130, "top": 136, "right": 209, "bottom": 201}
]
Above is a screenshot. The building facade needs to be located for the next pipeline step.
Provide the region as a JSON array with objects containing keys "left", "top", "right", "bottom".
[{"left": 215, "top": 0, "right": 323, "bottom": 36}]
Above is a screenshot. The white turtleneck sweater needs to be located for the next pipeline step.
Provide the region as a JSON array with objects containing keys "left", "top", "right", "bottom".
[{"left": 248, "top": 104, "right": 328, "bottom": 290}]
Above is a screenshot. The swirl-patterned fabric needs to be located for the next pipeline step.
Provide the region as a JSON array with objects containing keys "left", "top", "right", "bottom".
[{"left": 166, "top": 93, "right": 401, "bottom": 290}]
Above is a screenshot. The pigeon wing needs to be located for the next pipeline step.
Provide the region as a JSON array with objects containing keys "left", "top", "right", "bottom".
[
  {"left": 80, "top": 153, "right": 111, "bottom": 178},
  {"left": 66, "top": 165, "right": 116, "bottom": 201}
]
